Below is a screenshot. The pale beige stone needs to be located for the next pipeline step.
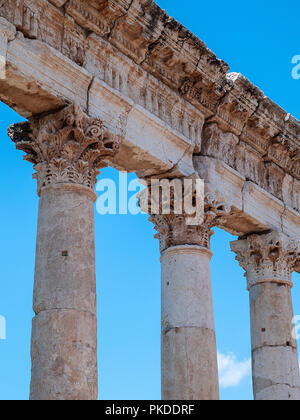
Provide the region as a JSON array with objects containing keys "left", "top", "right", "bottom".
[
  {"left": 0, "top": 1, "right": 298, "bottom": 240},
  {"left": 0, "top": 17, "right": 16, "bottom": 79},
  {"left": 250, "top": 283, "right": 296, "bottom": 351},
  {"left": 1, "top": 0, "right": 300, "bottom": 401},
  {"left": 161, "top": 246, "right": 219, "bottom": 400},
  {"left": 8, "top": 105, "right": 120, "bottom": 401},
  {"left": 30, "top": 309, "right": 97, "bottom": 400},
  {"left": 231, "top": 232, "right": 300, "bottom": 400},
  {"left": 142, "top": 187, "right": 231, "bottom": 401},
  {"left": 49, "top": 0, "right": 67, "bottom": 6},
  {"left": 33, "top": 186, "right": 97, "bottom": 315},
  {"left": 256, "top": 384, "right": 300, "bottom": 401},
  {"left": 161, "top": 246, "right": 215, "bottom": 333},
  {"left": 162, "top": 327, "right": 219, "bottom": 400},
  {"left": 252, "top": 346, "right": 300, "bottom": 400},
  {"left": 30, "top": 183, "right": 99, "bottom": 400}
]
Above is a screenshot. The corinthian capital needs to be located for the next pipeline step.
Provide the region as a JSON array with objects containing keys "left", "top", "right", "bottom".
[
  {"left": 231, "top": 232, "right": 300, "bottom": 290},
  {"left": 8, "top": 105, "right": 120, "bottom": 193},
  {"left": 0, "top": 17, "right": 16, "bottom": 40},
  {"left": 139, "top": 179, "right": 232, "bottom": 252}
]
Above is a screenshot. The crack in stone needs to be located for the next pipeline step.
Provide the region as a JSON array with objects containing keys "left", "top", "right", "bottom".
[
  {"left": 280, "top": 202, "right": 287, "bottom": 233},
  {"left": 63, "top": 0, "right": 71, "bottom": 11},
  {"left": 142, "top": 142, "right": 194, "bottom": 180},
  {"left": 139, "top": 22, "right": 168, "bottom": 66},
  {"left": 163, "top": 325, "right": 214, "bottom": 335},
  {"left": 257, "top": 380, "right": 300, "bottom": 393},
  {"left": 34, "top": 308, "right": 96, "bottom": 317},
  {"left": 86, "top": 76, "right": 95, "bottom": 114}
]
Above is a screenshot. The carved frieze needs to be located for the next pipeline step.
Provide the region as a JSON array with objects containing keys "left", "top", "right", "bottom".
[
  {"left": 84, "top": 34, "right": 204, "bottom": 148},
  {"left": 0, "top": 0, "right": 65, "bottom": 47},
  {"left": 65, "top": 0, "right": 132, "bottom": 40}
]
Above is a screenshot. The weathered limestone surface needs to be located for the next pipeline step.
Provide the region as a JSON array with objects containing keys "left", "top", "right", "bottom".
[
  {"left": 31, "top": 307, "right": 97, "bottom": 400},
  {"left": 161, "top": 245, "right": 218, "bottom": 400},
  {"left": 32, "top": 186, "right": 99, "bottom": 400},
  {"left": 1, "top": 0, "right": 300, "bottom": 402},
  {"left": 33, "top": 186, "right": 97, "bottom": 313},
  {"left": 231, "top": 232, "right": 300, "bottom": 400},
  {"left": 0, "top": 17, "right": 16, "bottom": 79},
  {"left": 0, "top": 0, "right": 299, "bottom": 247},
  {"left": 140, "top": 185, "right": 232, "bottom": 400},
  {"left": 8, "top": 104, "right": 120, "bottom": 400}
]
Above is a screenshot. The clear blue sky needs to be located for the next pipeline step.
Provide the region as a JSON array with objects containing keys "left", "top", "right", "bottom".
[{"left": 0, "top": 0, "right": 299, "bottom": 401}]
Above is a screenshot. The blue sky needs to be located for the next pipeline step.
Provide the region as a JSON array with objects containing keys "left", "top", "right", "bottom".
[{"left": 0, "top": 0, "right": 299, "bottom": 401}]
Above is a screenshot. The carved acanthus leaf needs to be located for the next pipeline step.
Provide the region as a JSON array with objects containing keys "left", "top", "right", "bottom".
[
  {"left": 231, "top": 232, "right": 300, "bottom": 290},
  {"left": 8, "top": 104, "right": 120, "bottom": 191},
  {"left": 139, "top": 179, "right": 232, "bottom": 252}
]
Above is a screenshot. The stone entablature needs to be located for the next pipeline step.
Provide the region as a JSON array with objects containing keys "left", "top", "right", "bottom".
[
  {"left": 0, "top": 0, "right": 299, "bottom": 177},
  {"left": 7, "top": 104, "right": 120, "bottom": 193},
  {"left": 0, "top": 1, "right": 298, "bottom": 254},
  {"left": 231, "top": 231, "right": 300, "bottom": 401}
]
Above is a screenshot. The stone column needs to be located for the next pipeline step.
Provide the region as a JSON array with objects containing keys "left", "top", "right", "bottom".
[
  {"left": 140, "top": 183, "right": 231, "bottom": 400},
  {"left": 8, "top": 105, "right": 120, "bottom": 400},
  {"left": 231, "top": 232, "right": 300, "bottom": 400}
]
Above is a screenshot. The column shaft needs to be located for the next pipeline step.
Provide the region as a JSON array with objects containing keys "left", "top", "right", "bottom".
[
  {"left": 8, "top": 104, "right": 121, "bottom": 400},
  {"left": 161, "top": 245, "right": 219, "bottom": 400},
  {"left": 30, "top": 185, "right": 98, "bottom": 400},
  {"left": 231, "top": 232, "right": 300, "bottom": 401},
  {"left": 250, "top": 282, "right": 300, "bottom": 400}
]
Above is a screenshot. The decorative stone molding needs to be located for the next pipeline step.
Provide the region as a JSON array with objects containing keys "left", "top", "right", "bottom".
[
  {"left": 140, "top": 181, "right": 232, "bottom": 252},
  {"left": 7, "top": 104, "right": 120, "bottom": 193},
  {"left": 84, "top": 34, "right": 204, "bottom": 150},
  {"left": 0, "top": 17, "right": 16, "bottom": 79},
  {"left": 231, "top": 232, "right": 300, "bottom": 290},
  {"left": 1, "top": 1, "right": 299, "bottom": 174},
  {"left": 201, "top": 122, "right": 300, "bottom": 211}
]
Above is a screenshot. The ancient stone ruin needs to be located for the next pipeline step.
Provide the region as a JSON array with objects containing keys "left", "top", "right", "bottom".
[{"left": 0, "top": 0, "right": 299, "bottom": 400}]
